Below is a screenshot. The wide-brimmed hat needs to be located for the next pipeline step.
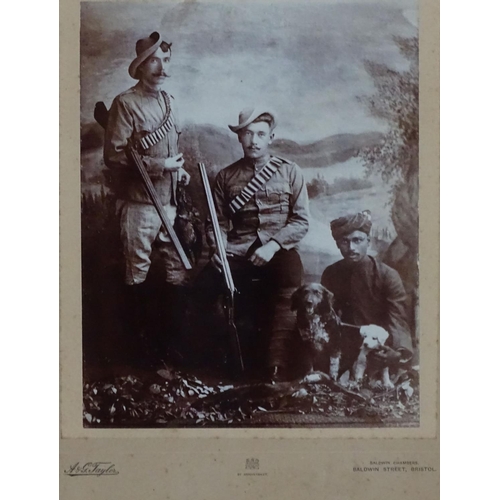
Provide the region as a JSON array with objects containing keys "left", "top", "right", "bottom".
[
  {"left": 228, "top": 107, "right": 277, "bottom": 133},
  {"left": 128, "top": 31, "right": 170, "bottom": 80}
]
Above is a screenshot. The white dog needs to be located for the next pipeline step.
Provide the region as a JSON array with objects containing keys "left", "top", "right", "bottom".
[{"left": 352, "top": 324, "right": 394, "bottom": 390}]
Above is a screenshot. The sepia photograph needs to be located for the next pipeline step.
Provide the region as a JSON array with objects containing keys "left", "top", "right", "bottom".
[{"left": 80, "top": 0, "right": 421, "bottom": 428}]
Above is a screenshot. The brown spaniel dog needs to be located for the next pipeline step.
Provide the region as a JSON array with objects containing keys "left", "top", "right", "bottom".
[{"left": 291, "top": 283, "right": 343, "bottom": 381}]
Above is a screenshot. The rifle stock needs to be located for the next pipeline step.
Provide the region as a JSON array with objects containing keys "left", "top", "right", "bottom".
[{"left": 198, "top": 163, "right": 244, "bottom": 375}]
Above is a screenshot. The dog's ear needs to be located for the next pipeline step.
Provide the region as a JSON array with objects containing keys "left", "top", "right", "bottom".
[
  {"left": 361, "top": 325, "right": 389, "bottom": 343},
  {"left": 378, "top": 327, "right": 390, "bottom": 344},
  {"left": 359, "top": 325, "right": 369, "bottom": 339},
  {"left": 291, "top": 286, "right": 303, "bottom": 311},
  {"left": 318, "top": 286, "right": 335, "bottom": 316}
]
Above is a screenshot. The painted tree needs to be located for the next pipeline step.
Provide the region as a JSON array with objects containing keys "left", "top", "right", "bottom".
[
  {"left": 359, "top": 36, "right": 419, "bottom": 338},
  {"left": 361, "top": 36, "right": 418, "bottom": 185}
]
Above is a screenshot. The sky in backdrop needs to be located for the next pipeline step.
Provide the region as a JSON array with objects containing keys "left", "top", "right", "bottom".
[{"left": 81, "top": 0, "right": 417, "bottom": 143}]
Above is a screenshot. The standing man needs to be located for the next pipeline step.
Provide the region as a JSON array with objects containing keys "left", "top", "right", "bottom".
[
  {"left": 321, "top": 211, "right": 413, "bottom": 376},
  {"left": 104, "top": 31, "right": 191, "bottom": 367},
  {"left": 205, "top": 108, "right": 310, "bottom": 381}
]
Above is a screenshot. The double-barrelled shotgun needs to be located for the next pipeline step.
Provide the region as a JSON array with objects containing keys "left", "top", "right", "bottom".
[
  {"left": 198, "top": 162, "right": 245, "bottom": 375},
  {"left": 127, "top": 146, "right": 192, "bottom": 270}
]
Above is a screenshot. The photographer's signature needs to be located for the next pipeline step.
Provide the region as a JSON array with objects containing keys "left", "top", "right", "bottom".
[{"left": 64, "top": 462, "right": 119, "bottom": 477}]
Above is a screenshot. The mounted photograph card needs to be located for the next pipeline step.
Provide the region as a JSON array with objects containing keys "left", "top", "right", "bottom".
[{"left": 60, "top": 0, "right": 439, "bottom": 497}]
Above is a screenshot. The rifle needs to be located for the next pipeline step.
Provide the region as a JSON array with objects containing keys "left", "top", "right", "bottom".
[
  {"left": 94, "top": 101, "right": 192, "bottom": 271},
  {"left": 127, "top": 146, "right": 192, "bottom": 270},
  {"left": 198, "top": 163, "right": 245, "bottom": 375}
]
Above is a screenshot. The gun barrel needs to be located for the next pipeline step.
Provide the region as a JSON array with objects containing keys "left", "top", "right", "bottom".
[
  {"left": 198, "top": 163, "right": 244, "bottom": 373},
  {"left": 129, "top": 147, "right": 192, "bottom": 270},
  {"left": 198, "top": 163, "right": 235, "bottom": 294}
]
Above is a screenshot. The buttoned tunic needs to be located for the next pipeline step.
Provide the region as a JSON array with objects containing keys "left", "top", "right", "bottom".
[
  {"left": 104, "top": 82, "right": 181, "bottom": 205},
  {"left": 103, "top": 82, "right": 186, "bottom": 285},
  {"left": 212, "top": 155, "right": 310, "bottom": 257}
]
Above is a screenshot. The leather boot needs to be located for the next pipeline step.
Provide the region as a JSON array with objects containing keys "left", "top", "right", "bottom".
[{"left": 267, "top": 287, "right": 297, "bottom": 380}]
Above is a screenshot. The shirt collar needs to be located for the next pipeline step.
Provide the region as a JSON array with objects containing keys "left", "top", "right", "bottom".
[
  {"left": 243, "top": 154, "right": 271, "bottom": 170},
  {"left": 343, "top": 254, "right": 371, "bottom": 271},
  {"left": 135, "top": 81, "right": 163, "bottom": 97}
]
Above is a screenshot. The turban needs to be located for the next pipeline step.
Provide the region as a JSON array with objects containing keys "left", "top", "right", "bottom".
[{"left": 330, "top": 210, "right": 372, "bottom": 241}]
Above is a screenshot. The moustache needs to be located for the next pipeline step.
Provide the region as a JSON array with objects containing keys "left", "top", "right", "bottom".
[{"left": 153, "top": 73, "right": 168, "bottom": 77}]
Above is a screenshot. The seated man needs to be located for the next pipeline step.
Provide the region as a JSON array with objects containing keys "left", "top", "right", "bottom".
[
  {"left": 201, "top": 107, "right": 309, "bottom": 381},
  {"left": 320, "top": 211, "right": 413, "bottom": 379}
]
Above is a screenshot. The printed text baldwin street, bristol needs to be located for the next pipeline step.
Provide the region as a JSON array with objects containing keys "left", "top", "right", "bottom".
[{"left": 353, "top": 461, "right": 436, "bottom": 473}]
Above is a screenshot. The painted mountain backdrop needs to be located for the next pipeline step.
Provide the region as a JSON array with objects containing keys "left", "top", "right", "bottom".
[{"left": 81, "top": 122, "right": 383, "bottom": 186}]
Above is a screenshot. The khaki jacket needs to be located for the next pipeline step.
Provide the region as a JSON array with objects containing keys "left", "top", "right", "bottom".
[
  {"left": 211, "top": 156, "right": 310, "bottom": 257},
  {"left": 104, "top": 82, "right": 180, "bottom": 205}
]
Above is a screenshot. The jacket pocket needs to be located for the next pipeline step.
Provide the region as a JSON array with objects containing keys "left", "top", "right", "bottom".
[
  {"left": 266, "top": 183, "right": 292, "bottom": 213},
  {"left": 265, "top": 186, "right": 280, "bottom": 206}
]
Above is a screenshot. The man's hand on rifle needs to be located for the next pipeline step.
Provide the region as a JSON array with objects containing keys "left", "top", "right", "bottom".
[
  {"left": 248, "top": 240, "right": 280, "bottom": 267},
  {"left": 164, "top": 153, "right": 185, "bottom": 170},
  {"left": 164, "top": 153, "right": 190, "bottom": 185}
]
